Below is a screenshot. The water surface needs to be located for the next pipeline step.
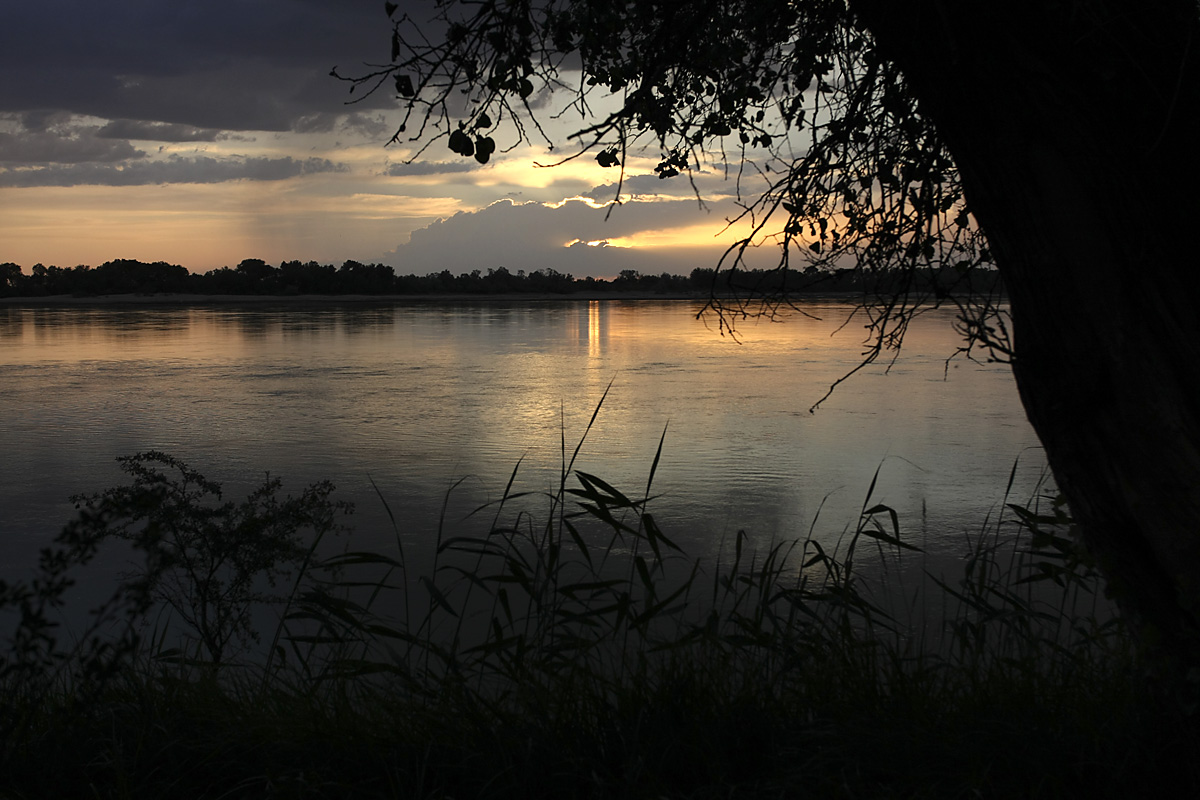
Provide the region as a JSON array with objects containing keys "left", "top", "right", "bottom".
[{"left": 0, "top": 299, "right": 1044, "bottom": 578}]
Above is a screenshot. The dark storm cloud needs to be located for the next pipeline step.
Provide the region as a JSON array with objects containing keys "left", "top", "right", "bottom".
[
  {"left": 0, "top": 0, "right": 419, "bottom": 133},
  {"left": 0, "top": 155, "right": 348, "bottom": 187}
]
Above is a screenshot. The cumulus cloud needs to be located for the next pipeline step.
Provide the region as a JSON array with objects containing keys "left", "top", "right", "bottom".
[
  {"left": 386, "top": 195, "right": 743, "bottom": 277},
  {"left": 0, "top": 155, "right": 348, "bottom": 187}
]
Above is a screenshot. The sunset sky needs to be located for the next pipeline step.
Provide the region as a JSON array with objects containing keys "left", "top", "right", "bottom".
[{"left": 0, "top": 0, "right": 772, "bottom": 278}]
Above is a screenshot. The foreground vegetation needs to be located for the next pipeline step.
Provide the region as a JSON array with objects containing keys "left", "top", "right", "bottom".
[{"left": 1, "top": 431, "right": 1195, "bottom": 797}]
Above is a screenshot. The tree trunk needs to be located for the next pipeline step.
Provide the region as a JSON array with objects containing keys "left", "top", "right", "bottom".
[{"left": 854, "top": 0, "right": 1200, "bottom": 672}]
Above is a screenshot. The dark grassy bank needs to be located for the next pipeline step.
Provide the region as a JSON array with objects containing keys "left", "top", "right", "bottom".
[{"left": 2, "top": 438, "right": 1195, "bottom": 798}]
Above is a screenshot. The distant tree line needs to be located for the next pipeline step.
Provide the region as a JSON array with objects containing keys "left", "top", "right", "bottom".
[{"left": 0, "top": 258, "right": 999, "bottom": 299}]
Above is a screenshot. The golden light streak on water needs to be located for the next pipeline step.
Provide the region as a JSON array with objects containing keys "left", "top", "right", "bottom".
[{"left": 588, "top": 300, "right": 604, "bottom": 360}]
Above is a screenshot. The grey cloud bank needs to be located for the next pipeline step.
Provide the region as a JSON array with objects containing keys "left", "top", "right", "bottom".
[
  {"left": 96, "top": 120, "right": 223, "bottom": 143},
  {"left": 0, "top": 127, "right": 146, "bottom": 164},
  {"left": 0, "top": 156, "right": 348, "bottom": 188}
]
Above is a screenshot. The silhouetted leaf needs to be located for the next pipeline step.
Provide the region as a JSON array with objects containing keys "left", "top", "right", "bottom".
[
  {"left": 596, "top": 149, "right": 620, "bottom": 168},
  {"left": 474, "top": 136, "right": 496, "bottom": 164},
  {"left": 394, "top": 74, "right": 414, "bottom": 97},
  {"left": 448, "top": 129, "right": 474, "bottom": 157}
]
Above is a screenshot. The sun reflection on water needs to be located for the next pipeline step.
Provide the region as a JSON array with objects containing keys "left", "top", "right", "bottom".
[{"left": 588, "top": 300, "right": 604, "bottom": 359}]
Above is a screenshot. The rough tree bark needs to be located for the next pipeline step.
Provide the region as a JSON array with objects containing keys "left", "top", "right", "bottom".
[{"left": 855, "top": 0, "right": 1200, "bottom": 671}]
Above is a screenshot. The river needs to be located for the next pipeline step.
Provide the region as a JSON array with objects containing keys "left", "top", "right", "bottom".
[{"left": 0, "top": 298, "right": 1045, "bottom": 584}]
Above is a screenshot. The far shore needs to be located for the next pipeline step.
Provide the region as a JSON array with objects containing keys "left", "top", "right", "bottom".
[{"left": 0, "top": 290, "right": 861, "bottom": 306}]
